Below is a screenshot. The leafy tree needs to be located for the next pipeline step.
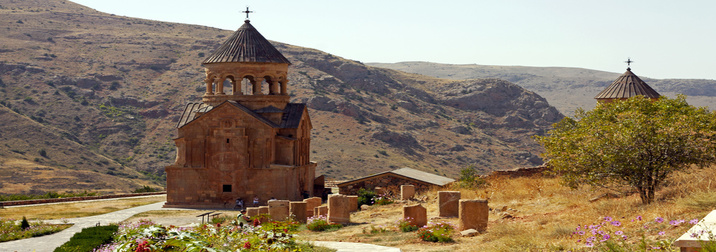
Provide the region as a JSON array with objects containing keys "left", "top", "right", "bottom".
[
  {"left": 536, "top": 96, "right": 716, "bottom": 204},
  {"left": 458, "top": 165, "right": 486, "bottom": 188}
]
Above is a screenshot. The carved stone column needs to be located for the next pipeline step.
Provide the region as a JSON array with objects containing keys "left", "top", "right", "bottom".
[
  {"left": 253, "top": 77, "right": 264, "bottom": 95},
  {"left": 205, "top": 78, "right": 214, "bottom": 95},
  {"left": 217, "top": 77, "right": 225, "bottom": 95},
  {"left": 280, "top": 80, "right": 288, "bottom": 95}
]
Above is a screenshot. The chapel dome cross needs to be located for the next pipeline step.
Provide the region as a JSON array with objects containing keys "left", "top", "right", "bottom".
[{"left": 242, "top": 7, "right": 253, "bottom": 20}]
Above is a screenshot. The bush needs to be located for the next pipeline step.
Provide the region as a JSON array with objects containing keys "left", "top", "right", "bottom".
[
  {"left": 20, "top": 217, "right": 30, "bottom": 230},
  {"left": 306, "top": 215, "right": 342, "bottom": 232},
  {"left": 0, "top": 218, "right": 70, "bottom": 242},
  {"left": 397, "top": 218, "right": 419, "bottom": 232},
  {"left": 357, "top": 188, "right": 376, "bottom": 207},
  {"left": 417, "top": 222, "right": 454, "bottom": 243},
  {"left": 54, "top": 225, "right": 118, "bottom": 252}
]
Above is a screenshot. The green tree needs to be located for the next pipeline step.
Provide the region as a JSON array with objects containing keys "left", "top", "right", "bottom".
[{"left": 536, "top": 96, "right": 716, "bottom": 204}]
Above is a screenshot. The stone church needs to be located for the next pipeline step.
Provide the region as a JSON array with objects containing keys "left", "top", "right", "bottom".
[{"left": 164, "top": 17, "right": 316, "bottom": 207}]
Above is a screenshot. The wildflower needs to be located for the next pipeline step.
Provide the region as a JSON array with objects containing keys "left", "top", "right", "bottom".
[
  {"left": 655, "top": 217, "right": 664, "bottom": 223},
  {"left": 601, "top": 234, "right": 611, "bottom": 241},
  {"left": 658, "top": 231, "right": 665, "bottom": 236},
  {"left": 615, "top": 230, "right": 623, "bottom": 235},
  {"left": 636, "top": 216, "right": 643, "bottom": 221},
  {"left": 604, "top": 216, "right": 613, "bottom": 222},
  {"left": 243, "top": 241, "right": 251, "bottom": 249},
  {"left": 690, "top": 219, "right": 699, "bottom": 225},
  {"left": 670, "top": 220, "right": 679, "bottom": 226},
  {"left": 691, "top": 233, "right": 700, "bottom": 238},
  {"left": 611, "top": 220, "right": 621, "bottom": 227},
  {"left": 578, "top": 231, "right": 585, "bottom": 235}
]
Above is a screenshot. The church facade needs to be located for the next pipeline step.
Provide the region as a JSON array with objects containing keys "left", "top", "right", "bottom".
[{"left": 164, "top": 17, "right": 316, "bottom": 207}]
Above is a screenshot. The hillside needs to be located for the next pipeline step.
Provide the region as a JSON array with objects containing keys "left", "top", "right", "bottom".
[
  {"left": 369, "top": 61, "right": 716, "bottom": 116},
  {"left": 0, "top": 0, "right": 562, "bottom": 194}
]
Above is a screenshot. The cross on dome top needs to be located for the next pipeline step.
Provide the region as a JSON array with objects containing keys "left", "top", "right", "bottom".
[
  {"left": 242, "top": 7, "right": 253, "bottom": 20},
  {"left": 625, "top": 57, "right": 634, "bottom": 70}
]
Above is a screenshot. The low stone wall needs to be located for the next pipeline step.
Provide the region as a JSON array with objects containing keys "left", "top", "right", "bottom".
[
  {"left": 337, "top": 174, "right": 435, "bottom": 196},
  {"left": 489, "top": 165, "right": 549, "bottom": 177},
  {"left": 0, "top": 192, "right": 166, "bottom": 207}
]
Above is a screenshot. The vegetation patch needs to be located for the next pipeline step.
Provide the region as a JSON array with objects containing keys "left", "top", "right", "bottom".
[
  {"left": 0, "top": 217, "right": 71, "bottom": 242},
  {"left": 55, "top": 225, "right": 118, "bottom": 252}
]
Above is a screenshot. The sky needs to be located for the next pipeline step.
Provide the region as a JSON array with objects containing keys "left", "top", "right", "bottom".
[{"left": 70, "top": 0, "right": 716, "bottom": 80}]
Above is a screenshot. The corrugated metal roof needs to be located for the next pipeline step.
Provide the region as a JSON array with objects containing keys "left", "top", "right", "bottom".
[
  {"left": 203, "top": 20, "right": 290, "bottom": 65},
  {"left": 595, "top": 68, "right": 660, "bottom": 100},
  {"left": 336, "top": 167, "right": 455, "bottom": 187}
]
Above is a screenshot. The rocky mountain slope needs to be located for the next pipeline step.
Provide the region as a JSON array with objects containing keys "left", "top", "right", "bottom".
[
  {"left": 369, "top": 62, "right": 716, "bottom": 116},
  {"left": 0, "top": 0, "right": 561, "bottom": 194}
]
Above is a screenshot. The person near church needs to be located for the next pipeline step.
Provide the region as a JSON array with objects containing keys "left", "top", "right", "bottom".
[
  {"left": 234, "top": 197, "right": 244, "bottom": 210},
  {"left": 253, "top": 196, "right": 260, "bottom": 207}
]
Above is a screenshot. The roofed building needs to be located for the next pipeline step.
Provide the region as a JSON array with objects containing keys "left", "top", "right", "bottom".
[
  {"left": 336, "top": 168, "right": 455, "bottom": 195},
  {"left": 595, "top": 64, "right": 661, "bottom": 103},
  {"left": 164, "top": 15, "right": 317, "bottom": 208}
]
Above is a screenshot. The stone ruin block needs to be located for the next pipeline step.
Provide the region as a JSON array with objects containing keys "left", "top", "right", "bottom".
[
  {"left": 314, "top": 205, "right": 328, "bottom": 217},
  {"left": 258, "top": 206, "right": 269, "bottom": 215},
  {"left": 289, "top": 201, "right": 308, "bottom": 223},
  {"left": 401, "top": 185, "right": 415, "bottom": 200},
  {"left": 374, "top": 187, "right": 385, "bottom": 195},
  {"left": 403, "top": 204, "right": 427, "bottom": 227},
  {"left": 246, "top": 207, "right": 260, "bottom": 218},
  {"left": 459, "top": 199, "right": 488, "bottom": 232},
  {"left": 438, "top": 191, "right": 461, "bottom": 217},
  {"left": 347, "top": 195, "right": 358, "bottom": 212},
  {"left": 328, "top": 194, "right": 350, "bottom": 224},
  {"left": 268, "top": 200, "right": 290, "bottom": 221},
  {"left": 303, "top": 197, "right": 322, "bottom": 217}
]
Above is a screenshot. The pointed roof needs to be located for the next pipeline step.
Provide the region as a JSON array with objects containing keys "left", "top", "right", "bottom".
[
  {"left": 595, "top": 68, "right": 660, "bottom": 100},
  {"left": 203, "top": 20, "right": 290, "bottom": 65}
]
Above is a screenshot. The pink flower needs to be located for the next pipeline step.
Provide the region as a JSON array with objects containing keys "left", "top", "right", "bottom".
[
  {"left": 690, "top": 219, "right": 699, "bottom": 225},
  {"left": 655, "top": 217, "right": 664, "bottom": 223},
  {"left": 658, "top": 231, "right": 666, "bottom": 236}
]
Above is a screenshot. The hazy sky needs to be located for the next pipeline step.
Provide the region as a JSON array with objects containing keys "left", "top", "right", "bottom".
[{"left": 70, "top": 0, "right": 716, "bottom": 80}]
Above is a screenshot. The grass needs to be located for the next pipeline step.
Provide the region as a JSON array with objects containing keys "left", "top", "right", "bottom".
[
  {"left": 294, "top": 166, "right": 716, "bottom": 251},
  {"left": 6, "top": 165, "right": 715, "bottom": 251},
  {"left": 0, "top": 195, "right": 165, "bottom": 220}
]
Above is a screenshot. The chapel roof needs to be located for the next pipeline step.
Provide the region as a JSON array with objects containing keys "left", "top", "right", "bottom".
[
  {"left": 202, "top": 20, "right": 291, "bottom": 65},
  {"left": 594, "top": 68, "right": 660, "bottom": 100},
  {"left": 336, "top": 167, "right": 456, "bottom": 187},
  {"left": 176, "top": 101, "right": 306, "bottom": 129}
]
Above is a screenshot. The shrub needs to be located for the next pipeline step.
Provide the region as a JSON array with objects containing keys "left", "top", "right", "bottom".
[
  {"left": 20, "top": 217, "right": 30, "bottom": 230},
  {"left": 417, "top": 221, "right": 454, "bottom": 243},
  {"left": 306, "top": 215, "right": 342, "bottom": 232},
  {"left": 397, "top": 218, "right": 419, "bottom": 232},
  {"left": 54, "top": 225, "right": 118, "bottom": 252},
  {"left": 357, "top": 188, "right": 376, "bottom": 206}
]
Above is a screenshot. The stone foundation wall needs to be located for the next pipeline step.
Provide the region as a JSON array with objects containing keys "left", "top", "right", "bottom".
[
  {"left": 489, "top": 165, "right": 548, "bottom": 177},
  {"left": 337, "top": 174, "right": 436, "bottom": 196}
]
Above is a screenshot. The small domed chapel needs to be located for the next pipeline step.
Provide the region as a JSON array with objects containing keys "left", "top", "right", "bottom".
[{"left": 165, "top": 14, "right": 317, "bottom": 207}]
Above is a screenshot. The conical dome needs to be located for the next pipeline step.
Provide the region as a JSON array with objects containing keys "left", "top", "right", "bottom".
[
  {"left": 595, "top": 68, "right": 660, "bottom": 101},
  {"left": 203, "top": 20, "right": 290, "bottom": 65}
]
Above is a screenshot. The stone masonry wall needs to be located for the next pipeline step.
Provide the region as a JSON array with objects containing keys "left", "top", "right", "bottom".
[{"left": 338, "top": 174, "right": 436, "bottom": 196}]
